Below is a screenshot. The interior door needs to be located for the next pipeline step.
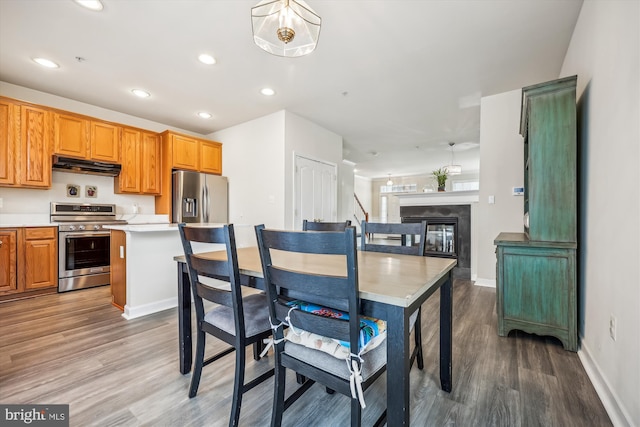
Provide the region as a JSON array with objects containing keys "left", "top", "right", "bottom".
[{"left": 294, "top": 155, "right": 337, "bottom": 230}]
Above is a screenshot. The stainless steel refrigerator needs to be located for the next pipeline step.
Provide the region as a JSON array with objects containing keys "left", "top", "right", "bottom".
[{"left": 172, "top": 170, "right": 228, "bottom": 223}]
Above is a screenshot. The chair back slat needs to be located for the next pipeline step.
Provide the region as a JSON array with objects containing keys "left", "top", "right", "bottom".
[
  {"left": 179, "top": 223, "right": 247, "bottom": 337},
  {"left": 302, "top": 219, "right": 352, "bottom": 231},
  {"left": 361, "top": 220, "right": 427, "bottom": 256},
  {"left": 256, "top": 225, "right": 362, "bottom": 352}
]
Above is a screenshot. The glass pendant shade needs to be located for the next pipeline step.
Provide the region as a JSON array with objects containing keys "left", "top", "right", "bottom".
[
  {"left": 251, "top": 0, "right": 321, "bottom": 57},
  {"left": 444, "top": 142, "right": 462, "bottom": 175}
]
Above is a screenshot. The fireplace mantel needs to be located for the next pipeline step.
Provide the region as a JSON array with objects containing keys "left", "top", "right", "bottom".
[{"left": 396, "top": 190, "right": 479, "bottom": 206}]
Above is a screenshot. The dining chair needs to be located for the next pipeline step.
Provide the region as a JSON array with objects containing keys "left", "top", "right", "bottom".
[
  {"left": 302, "top": 219, "right": 352, "bottom": 231},
  {"left": 360, "top": 220, "right": 428, "bottom": 370},
  {"left": 255, "top": 225, "right": 387, "bottom": 427},
  {"left": 178, "top": 223, "right": 274, "bottom": 427}
]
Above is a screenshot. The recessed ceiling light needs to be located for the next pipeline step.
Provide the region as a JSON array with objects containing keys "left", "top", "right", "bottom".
[
  {"left": 33, "top": 57, "right": 59, "bottom": 68},
  {"left": 197, "top": 112, "right": 212, "bottom": 119},
  {"left": 73, "top": 0, "right": 104, "bottom": 11},
  {"left": 260, "top": 88, "right": 275, "bottom": 96},
  {"left": 198, "top": 54, "right": 216, "bottom": 65},
  {"left": 131, "top": 89, "right": 150, "bottom": 98}
]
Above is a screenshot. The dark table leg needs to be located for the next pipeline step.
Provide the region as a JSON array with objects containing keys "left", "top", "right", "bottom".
[
  {"left": 439, "top": 271, "right": 453, "bottom": 392},
  {"left": 386, "top": 305, "right": 411, "bottom": 426},
  {"left": 177, "top": 262, "right": 192, "bottom": 374}
]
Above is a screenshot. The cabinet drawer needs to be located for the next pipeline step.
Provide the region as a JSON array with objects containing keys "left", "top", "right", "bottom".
[{"left": 24, "top": 227, "right": 56, "bottom": 240}]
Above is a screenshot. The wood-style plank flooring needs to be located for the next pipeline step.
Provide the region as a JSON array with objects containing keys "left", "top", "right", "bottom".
[{"left": 0, "top": 280, "right": 611, "bottom": 426}]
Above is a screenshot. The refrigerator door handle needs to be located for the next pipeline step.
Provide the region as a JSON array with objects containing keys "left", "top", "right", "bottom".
[{"left": 203, "top": 184, "right": 210, "bottom": 223}]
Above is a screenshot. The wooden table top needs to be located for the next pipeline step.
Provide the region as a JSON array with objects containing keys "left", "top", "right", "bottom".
[{"left": 176, "top": 246, "right": 456, "bottom": 308}]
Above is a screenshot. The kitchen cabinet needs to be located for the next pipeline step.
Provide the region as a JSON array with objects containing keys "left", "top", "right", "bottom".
[
  {"left": 115, "top": 128, "right": 161, "bottom": 195},
  {"left": 155, "top": 131, "right": 223, "bottom": 216},
  {"left": 495, "top": 76, "right": 578, "bottom": 351},
  {"left": 0, "top": 227, "right": 58, "bottom": 299},
  {"left": 23, "top": 227, "right": 57, "bottom": 290},
  {"left": 53, "top": 110, "right": 120, "bottom": 163},
  {"left": 0, "top": 99, "right": 16, "bottom": 185},
  {"left": 0, "top": 230, "right": 18, "bottom": 293},
  {"left": 110, "top": 229, "right": 126, "bottom": 311},
  {"left": 0, "top": 97, "right": 52, "bottom": 188}
]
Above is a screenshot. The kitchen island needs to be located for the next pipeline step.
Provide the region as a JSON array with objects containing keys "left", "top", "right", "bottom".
[{"left": 105, "top": 223, "right": 255, "bottom": 319}]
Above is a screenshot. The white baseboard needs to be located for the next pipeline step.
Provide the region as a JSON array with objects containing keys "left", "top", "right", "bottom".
[
  {"left": 578, "top": 339, "right": 634, "bottom": 427},
  {"left": 122, "top": 297, "right": 177, "bottom": 320},
  {"left": 473, "top": 278, "right": 496, "bottom": 288}
]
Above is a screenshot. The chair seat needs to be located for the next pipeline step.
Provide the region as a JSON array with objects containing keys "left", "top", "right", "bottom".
[
  {"left": 284, "top": 337, "right": 387, "bottom": 382},
  {"left": 204, "top": 293, "right": 271, "bottom": 338}
]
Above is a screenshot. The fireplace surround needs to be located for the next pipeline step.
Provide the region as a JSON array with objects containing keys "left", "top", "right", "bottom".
[{"left": 401, "top": 204, "right": 471, "bottom": 278}]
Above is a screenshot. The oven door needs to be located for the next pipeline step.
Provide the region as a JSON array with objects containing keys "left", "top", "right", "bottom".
[{"left": 58, "top": 231, "right": 111, "bottom": 291}]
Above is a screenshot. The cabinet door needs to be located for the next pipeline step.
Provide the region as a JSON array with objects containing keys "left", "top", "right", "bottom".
[
  {"left": 171, "top": 134, "right": 198, "bottom": 170},
  {"left": 141, "top": 132, "right": 161, "bottom": 194},
  {"left": 54, "top": 112, "right": 89, "bottom": 158},
  {"left": 24, "top": 228, "right": 57, "bottom": 290},
  {"left": 200, "top": 140, "right": 222, "bottom": 174},
  {"left": 91, "top": 121, "right": 120, "bottom": 162},
  {"left": 19, "top": 105, "right": 51, "bottom": 188},
  {"left": 0, "top": 230, "right": 18, "bottom": 293},
  {"left": 0, "top": 99, "right": 16, "bottom": 185},
  {"left": 110, "top": 230, "right": 126, "bottom": 310},
  {"left": 117, "top": 128, "right": 141, "bottom": 193}
]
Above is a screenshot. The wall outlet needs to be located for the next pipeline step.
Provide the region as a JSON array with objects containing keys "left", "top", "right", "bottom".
[
  {"left": 609, "top": 314, "right": 617, "bottom": 341},
  {"left": 132, "top": 203, "right": 139, "bottom": 214},
  {"left": 488, "top": 195, "right": 495, "bottom": 204}
]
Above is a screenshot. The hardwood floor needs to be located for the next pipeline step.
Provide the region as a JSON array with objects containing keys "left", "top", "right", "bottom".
[{"left": 0, "top": 280, "right": 611, "bottom": 427}]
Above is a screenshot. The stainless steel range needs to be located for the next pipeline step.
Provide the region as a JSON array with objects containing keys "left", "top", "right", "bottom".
[{"left": 51, "top": 203, "right": 127, "bottom": 292}]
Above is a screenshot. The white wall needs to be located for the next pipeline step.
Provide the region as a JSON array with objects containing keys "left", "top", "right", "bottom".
[
  {"left": 559, "top": 1, "right": 640, "bottom": 425},
  {"left": 210, "top": 111, "right": 286, "bottom": 229},
  {"left": 338, "top": 161, "right": 355, "bottom": 225},
  {"left": 283, "top": 111, "right": 343, "bottom": 229},
  {"left": 474, "top": 89, "right": 524, "bottom": 285}
]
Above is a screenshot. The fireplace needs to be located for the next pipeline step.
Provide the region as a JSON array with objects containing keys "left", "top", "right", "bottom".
[{"left": 401, "top": 204, "right": 471, "bottom": 278}]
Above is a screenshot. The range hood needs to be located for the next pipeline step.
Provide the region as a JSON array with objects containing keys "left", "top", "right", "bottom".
[{"left": 52, "top": 155, "right": 121, "bottom": 177}]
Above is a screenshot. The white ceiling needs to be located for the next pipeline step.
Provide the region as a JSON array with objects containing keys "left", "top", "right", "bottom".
[{"left": 0, "top": 0, "right": 583, "bottom": 179}]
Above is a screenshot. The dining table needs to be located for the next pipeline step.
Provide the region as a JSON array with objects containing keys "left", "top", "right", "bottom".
[{"left": 174, "top": 246, "right": 456, "bottom": 426}]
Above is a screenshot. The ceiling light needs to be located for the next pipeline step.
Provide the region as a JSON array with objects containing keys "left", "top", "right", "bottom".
[
  {"left": 198, "top": 54, "right": 216, "bottom": 65},
  {"left": 261, "top": 87, "right": 275, "bottom": 96},
  {"left": 73, "top": 0, "right": 104, "bottom": 11},
  {"left": 33, "top": 57, "right": 59, "bottom": 68},
  {"left": 197, "top": 112, "right": 212, "bottom": 119},
  {"left": 131, "top": 89, "right": 150, "bottom": 98},
  {"left": 251, "top": 0, "right": 321, "bottom": 58},
  {"left": 386, "top": 174, "right": 393, "bottom": 186},
  {"left": 443, "top": 142, "right": 462, "bottom": 175}
]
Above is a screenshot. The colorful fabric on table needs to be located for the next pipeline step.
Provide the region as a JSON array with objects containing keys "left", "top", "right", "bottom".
[{"left": 284, "top": 300, "right": 387, "bottom": 360}]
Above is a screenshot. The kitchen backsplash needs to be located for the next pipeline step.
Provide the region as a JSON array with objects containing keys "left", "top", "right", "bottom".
[{"left": 0, "top": 171, "right": 156, "bottom": 216}]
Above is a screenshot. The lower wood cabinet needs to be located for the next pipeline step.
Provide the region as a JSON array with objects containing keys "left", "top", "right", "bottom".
[
  {"left": 0, "top": 227, "right": 58, "bottom": 299},
  {"left": 109, "top": 230, "right": 126, "bottom": 310},
  {"left": 495, "top": 232, "right": 577, "bottom": 351}
]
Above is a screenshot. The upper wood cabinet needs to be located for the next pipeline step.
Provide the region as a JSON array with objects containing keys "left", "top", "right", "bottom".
[
  {"left": 53, "top": 111, "right": 119, "bottom": 163},
  {"left": 200, "top": 140, "right": 222, "bottom": 174},
  {"left": 0, "top": 99, "right": 16, "bottom": 185},
  {"left": 141, "top": 132, "right": 161, "bottom": 194},
  {"left": 54, "top": 112, "right": 89, "bottom": 158},
  {"left": 115, "top": 127, "right": 161, "bottom": 195},
  {"left": 155, "top": 131, "right": 223, "bottom": 216},
  {"left": 0, "top": 97, "right": 51, "bottom": 188},
  {"left": 19, "top": 104, "right": 52, "bottom": 188}
]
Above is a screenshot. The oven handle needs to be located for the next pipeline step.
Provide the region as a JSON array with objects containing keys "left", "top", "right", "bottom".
[{"left": 60, "top": 231, "right": 111, "bottom": 238}]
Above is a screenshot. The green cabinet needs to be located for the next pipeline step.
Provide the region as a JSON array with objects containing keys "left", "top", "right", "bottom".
[{"left": 495, "top": 76, "right": 578, "bottom": 352}]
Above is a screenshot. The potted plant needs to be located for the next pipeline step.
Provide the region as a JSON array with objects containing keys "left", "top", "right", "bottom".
[{"left": 432, "top": 168, "right": 448, "bottom": 192}]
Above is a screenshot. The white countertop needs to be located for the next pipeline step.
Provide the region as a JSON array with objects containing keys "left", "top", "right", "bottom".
[{"left": 0, "top": 214, "right": 52, "bottom": 228}]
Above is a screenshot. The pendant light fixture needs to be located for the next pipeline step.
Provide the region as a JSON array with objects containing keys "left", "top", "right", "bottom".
[
  {"left": 386, "top": 174, "right": 393, "bottom": 186},
  {"left": 444, "top": 142, "right": 462, "bottom": 175},
  {"left": 251, "top": 0, "right": 321, "bottom": 58}
]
